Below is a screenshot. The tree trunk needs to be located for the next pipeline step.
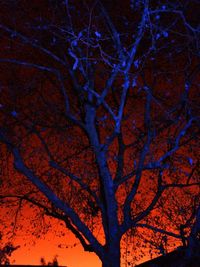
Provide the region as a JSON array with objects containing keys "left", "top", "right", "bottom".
[
  {"left": 102, "top": 243, "right": 121, "bottom": 267},
  {"left": 102, "top": 256, "right": 120, "bottom": 267}
]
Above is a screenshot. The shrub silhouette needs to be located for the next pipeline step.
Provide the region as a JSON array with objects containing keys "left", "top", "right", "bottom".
[{"left": 40, "top": 256, "right": 60, "bottom": 266}]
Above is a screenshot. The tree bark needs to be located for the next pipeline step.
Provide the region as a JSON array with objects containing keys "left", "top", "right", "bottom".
[{"left": 102, "top": 242, "right": 121, "bottom": 267}]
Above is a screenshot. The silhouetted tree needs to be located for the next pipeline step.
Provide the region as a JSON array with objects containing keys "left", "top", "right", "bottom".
[
  {"left": 0, "top": 1, "right": 199, "bottom": 267},
  {"left": 40, "top": 256, "right": 59, "bottom": 266},
  {"left": 0, "top": 232, "right": 19, "bottom": 265}
]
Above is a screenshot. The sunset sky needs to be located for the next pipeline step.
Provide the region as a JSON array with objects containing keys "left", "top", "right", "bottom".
[
  {"left": 9, "top": 220, "right": 152, "bottom": 267},
  {"left": 11, "top": 231, "right": 101, "bottom": 267}
]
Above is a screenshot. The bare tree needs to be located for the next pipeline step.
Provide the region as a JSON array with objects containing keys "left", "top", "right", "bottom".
[{"left": 0, "top": 1, "right": 199, "bottom": 267}]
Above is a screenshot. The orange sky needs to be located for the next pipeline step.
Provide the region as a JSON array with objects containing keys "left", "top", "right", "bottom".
[
  {"left": 10, "top": 230, "right": 101, "bottom": 267},
  {"left": 10, "top": 231, "right": 152, "bottom": 267},
  {"left": 5, "top": 214, "right": 162, "bottom": 267},
  {"left": 0, "top": 203, "right": 101, "bottom": 267},
  {"left": 3, "top": 212, "right": 154, "bottom": 267}
]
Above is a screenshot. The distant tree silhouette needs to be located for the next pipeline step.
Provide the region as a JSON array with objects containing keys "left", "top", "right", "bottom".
[
  {"left": 0, "top": 232, "right": 19, "bottom": 265},
  {"left": 40, "top": 256, "right": 59, "bottom": 266},
  {"left": 0, "top": 1, "right": 199, "bottom": 267}
]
